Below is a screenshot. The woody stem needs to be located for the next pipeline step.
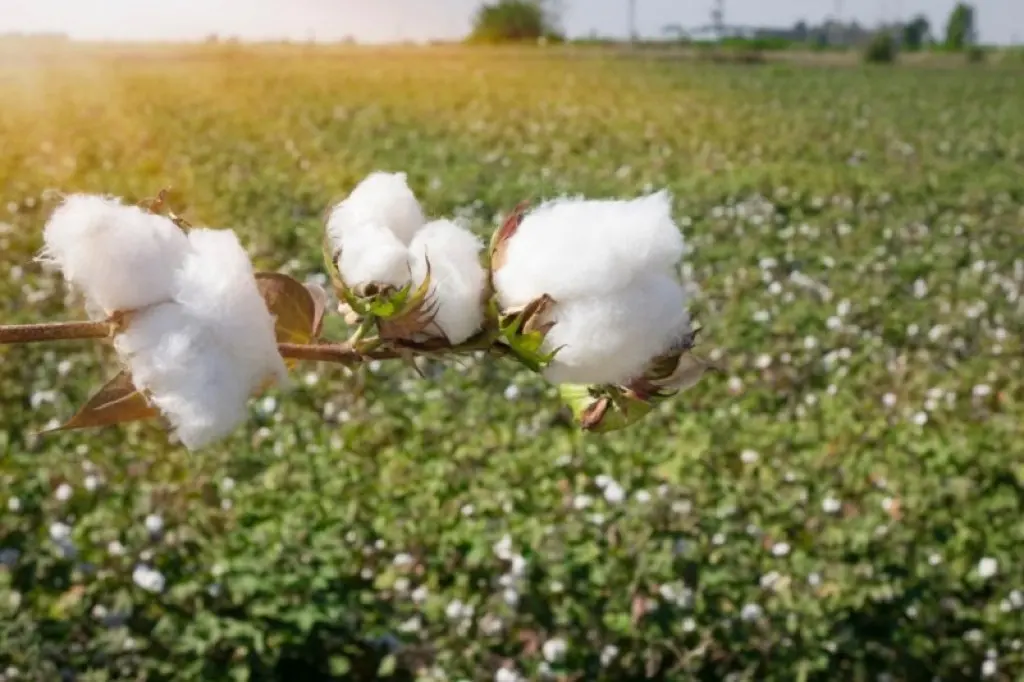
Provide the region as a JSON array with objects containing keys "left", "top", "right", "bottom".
[
  {"left": 275, "top": 342, "right": 401, "bottom": 364},
  {"left": 0, "top": 321, "right": 112, "bottom": 345}
]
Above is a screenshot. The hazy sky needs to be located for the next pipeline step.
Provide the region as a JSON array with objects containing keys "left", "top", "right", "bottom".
[{"left": 2, "top": 0, "right": 1021, "bottom": 45}]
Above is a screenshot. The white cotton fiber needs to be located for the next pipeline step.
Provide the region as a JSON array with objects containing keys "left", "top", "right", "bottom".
[
  {"left": 40, "top": 194, "right": 191, "bottom": 317},
  {"left": 493, "top": 191, "right": 684, "bottom": 309},
  {"left": 408, "top": 219, "right": 487, "bottom": 344},
  {"left": 541, "top": 273, "right": 691, "bottom": 386},
  {"left": 175, "top": 229, "right": 287, "bottom": 389},
  {"left": 326, "top": 171, "right": 425, "bottom": 247},
  {"left": 113, "top": 228, "right": 287, "bottom": 450},
  {"left": 115, "top": 303, "right": 251, "bottom": 450},
  {"left": 334, "top": 220, "right": 412, "bottom": 289}
]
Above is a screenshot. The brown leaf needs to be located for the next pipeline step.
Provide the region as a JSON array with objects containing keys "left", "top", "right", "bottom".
[
  {"left": 48, "top": 371, "right": 160, "bottom": 433},
  {"left": 489, "top": 200, "right": 530, "bottom": 273},
  {"left": 255, "top": 273, "right": 320, "bottom": 364},
  {"left": 517, "top": 629, "right": 540, "bottom": 656},
  {"left": 886, "top": 497, "right": 902, "bottom": 521},
  {"left": 631, "top": 593, "right": 649, "bottom": 625},
  {"left": 304, "top": 282, "right": 328, "bottom": 338},
  {"left": 580, "top": 397, "right": 610, "bottom": 431}
]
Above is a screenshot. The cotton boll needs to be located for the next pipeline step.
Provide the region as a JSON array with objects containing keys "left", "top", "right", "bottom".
[
  {"left": 115, "top": 303, "right": 251, "bottom": 450},
  {"left": 175, "top": 229, "right": 287, "bottom": 389},
  {"left": 542, "top": 273, "right": 690, "bottom": 386},
  {"left": 113, "top": 229, "right": 286, "bottom": 450},
  {"left": 40, "top": 194, "right": 190, "bottom": 316},
  {"left": 494, "top": 192, "right": 685, "bottom": 308},
  {"left": 334, "top": 220, "right": 411, "bottom": 289},
  {"left": 409, "top": 219, "right": 487, "bottom": 344},
  {"left": 326, "top": 171, "right": 425, "bottom": 246}
]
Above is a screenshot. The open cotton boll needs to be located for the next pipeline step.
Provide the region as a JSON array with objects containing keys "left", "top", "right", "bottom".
[
  {"left": 40, "top": 194, "right": 191, "bottom": 317},
  {"left": 335, "top": 220, "right": 412, "bottom": 290},
  {"left": 174, "top": 229, "right": 287, "bottom": 389},
  {"left": 113, "top": 228, "right": 286, "bottom": 450},
  {"left": 326, "top": 171, "right": 425, "bottom": 246},
  {"left": 541, "top": 273, "right": 690, "bottom": 386},
  {"left": 494, "top": 191, "right": 684, "bottom": 309},
  {"left": 408, "top": 219, "right": 487, "bottom": 344},
  {"left": 114, "top": 304, "right": 253, "bottom": 450}
]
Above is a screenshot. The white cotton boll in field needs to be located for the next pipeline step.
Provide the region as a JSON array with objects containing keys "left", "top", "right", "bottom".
[
  {"left": 115, "top": 303, "right": 252, "bottom": 450},
  {"left": 114, "top": 229, "right": 286, "bottom": 450},
  {"left": 408, "top": 219, "right": 487, "bottom": 344},
  {"left": 334, "top": 220, "right": 411, "bottom": 289},
  {"left": 39, "top": 194, "right": 190, "bottom": 316},
  {"left": 493, "top": 191, "right": 684, "bottom": 309},
  {"left": 541, "top": 273, "right": 690, "bottom": 386},
  {"left": 326, "top": 171, "right": 425, "bottom": 246},
  {"left": 175, "top": 229, "right": 286, "bottom": 390}
]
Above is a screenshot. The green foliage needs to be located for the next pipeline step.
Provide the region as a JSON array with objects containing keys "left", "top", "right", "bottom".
[
  {"left": 902, "top": 15, "right": 931, "bottom": 51},
  {"left": 863, "top": 31, "right": 898, "bottom": 64},
  {"left": 2, "top": 44, "right": 1024, "bottom": 680},
  {"left": 945, "top": 2, "right": 977, "bottom": 50},
  {"left": 716, "top": 36, "right": 794, "bottom": 52},
  {"left": 966, "top": 45, "right": 987, "bottom": 64},
  {"left": 467, "top": 0, "right": 562, "bottom": 44}
]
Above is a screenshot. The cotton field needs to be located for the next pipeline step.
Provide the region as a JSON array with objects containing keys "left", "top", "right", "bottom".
[{"left": 0, "top": 44, "right": 1022, "bottom": 681}]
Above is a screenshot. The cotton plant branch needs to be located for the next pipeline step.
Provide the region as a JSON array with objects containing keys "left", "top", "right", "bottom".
[
  {"left": 0, "top": 322, "right": 389, "bottom": 363},
  {"left": 0, "top": 174, "right": 717, "bottom": 450}
]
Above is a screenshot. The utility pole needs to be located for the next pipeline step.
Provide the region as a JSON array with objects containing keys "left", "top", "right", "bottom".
[
  {"left": 628, "top": 0, "right": 637, "bottom": 43},
  {"left": 710, "top": 0, "right": 724, "bottom": 39},
  {"left": 831, "top": 0, "right": 844, "bottom": 46}
]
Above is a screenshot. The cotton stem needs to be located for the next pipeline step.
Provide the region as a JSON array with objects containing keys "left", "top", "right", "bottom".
[{"left": 0, "top": 321, "right": 113, "bottom": 345}]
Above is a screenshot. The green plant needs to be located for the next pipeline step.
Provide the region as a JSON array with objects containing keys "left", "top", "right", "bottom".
[
  {"left": 944, "top": 3, "right": 977, "bottom": 51},
  {"left": 902, "top": 15, "right": 932, "bottom": 51},
  {"left": 467, "top": 0, "right": 562, "bottom": 44},
  {"left": 864, "top": 31, "right": 898, "bottom": 63},
  {"left": 966, "top": 44, "right": 986, "bottom": 63}
]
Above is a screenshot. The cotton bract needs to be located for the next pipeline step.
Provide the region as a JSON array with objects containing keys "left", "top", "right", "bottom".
[
  {"left": 40, "top": 194, "right": 191, "bottom": 318},
  {"left": 408, "top": 219, "right": 487, "bottom": 344},
  {"left": 115, "top": 229, "right": 287, "bottom": 450},
  {"left": 493, "top": 192, "right": 691, "bottom": 386}
]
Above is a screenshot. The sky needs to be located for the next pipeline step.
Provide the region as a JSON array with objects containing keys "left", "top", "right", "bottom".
[{"left": 1, "top": 0, "right": 1020, "bottom": 45}]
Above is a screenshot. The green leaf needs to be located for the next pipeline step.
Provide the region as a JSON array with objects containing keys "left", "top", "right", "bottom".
[
  {"left": 329, "top": 657, "right": 351, "bottom": 675},
  {"left": 377, "top": 654, "right": 397, "bottom": 677}
]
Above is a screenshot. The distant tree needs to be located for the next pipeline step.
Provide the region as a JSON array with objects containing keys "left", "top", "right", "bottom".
[
  {"left": 468, "top": 0, "right": 563, "bottom": 43},
  {"left": 902, "top": 15, "right": 931, "bottom": 50},
  {"left": 864, "top": 30, "right": 897, "bottom": 63},
  {"left": 792, "top": 20, "right": 809, "bottom": 42},
  {"left": 945, "top": 3, "right": 977, "bottom": 50}
]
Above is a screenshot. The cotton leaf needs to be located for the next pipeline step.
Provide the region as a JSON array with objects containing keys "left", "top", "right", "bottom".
[
  {"left": 47, "top": 371, "right": 160, "bottom": 433},
  {"left": 255, "top": 272, "right": 321, "bottom": 347}
]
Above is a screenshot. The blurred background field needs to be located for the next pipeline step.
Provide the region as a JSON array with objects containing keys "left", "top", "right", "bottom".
[{"left": 1, "top": 35, "right": 1023, "bottom": 681}]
